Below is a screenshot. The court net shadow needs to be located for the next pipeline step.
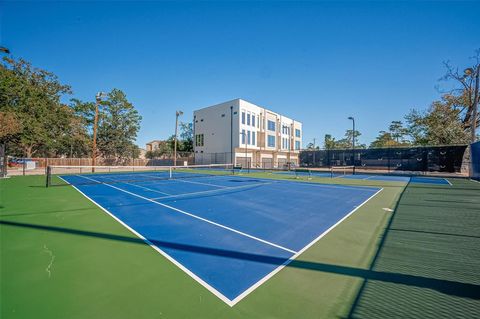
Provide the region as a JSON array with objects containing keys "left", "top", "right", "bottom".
[
  {"left": 344, "top": 178, "right": 480, "bottom": 318},
  {"left": 1, "top": 219, "right": 479, "bottom": 302}
]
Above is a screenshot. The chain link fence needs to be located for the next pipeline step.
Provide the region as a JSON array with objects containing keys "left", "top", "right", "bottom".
[{"left": 300, "top": 145, "right": 469, "bottom": 175}]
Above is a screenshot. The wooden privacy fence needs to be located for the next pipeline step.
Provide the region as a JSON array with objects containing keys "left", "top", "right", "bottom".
[{"left": 30, "top": 157, "right": 194, "bottom": 168}]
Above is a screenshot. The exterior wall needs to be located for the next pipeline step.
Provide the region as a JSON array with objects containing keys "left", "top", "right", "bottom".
[
  {"left": 194, "top": 98, "right": 302, "bottom": 167},
  {"left": 145, "top": 140, "right": 168, "bottom": 152},
  {"left": 193, "top": 99, "right": 240, "bottom": 164},
  {"left": 146, "top": 140, "right": 163, "bottom": 152}
]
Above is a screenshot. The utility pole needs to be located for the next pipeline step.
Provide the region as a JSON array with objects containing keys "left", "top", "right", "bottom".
[
  {"left": 92, "top": 92, "right": 106, "bottom": 172},
  {"left": 174, "top": 110, "right": 183, "bottom": 166}
]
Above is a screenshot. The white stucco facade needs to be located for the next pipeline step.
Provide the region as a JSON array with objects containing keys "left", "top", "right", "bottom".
[{"left": 193, "top": 98, "right": 302, "bottom": 168}]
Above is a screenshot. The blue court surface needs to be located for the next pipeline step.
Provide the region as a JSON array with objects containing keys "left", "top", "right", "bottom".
[
  {"left": 337, "top": 174, "right": 451, "bottom": 185},
  {"left": 266, "top": 169, "right": 451, "bottom": 185},
  {"left": 60, "top": 173, "right": 381, "bottom": 305}
]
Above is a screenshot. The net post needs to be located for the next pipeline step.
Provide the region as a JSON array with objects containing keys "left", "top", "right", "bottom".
[{"left": 46, "top": 166, "right": 51, "bottom": 188}]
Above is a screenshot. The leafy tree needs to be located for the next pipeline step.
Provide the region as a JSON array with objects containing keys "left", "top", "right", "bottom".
[
  {"left": 323, "top": 134, "right": 336, "bottom": 150},
  {"left": 0, "top": 111, "right": 22, "bottom": 143},
  {"left": 0, "top": 57, "right": 77, "bottom": 157},
  {"left": 96, "top": 89, "right": 142, "bottom": 159},
  {"left": 439, "top": 49, "right": 480, "bottom": 140},
  {"left": 72, "top": 89, "right": 142, "bottom": 160},
  {"left": 179, "top": 122, "right": 193, "bottom": 152},
  {"left": 336, "top": 130, "right": 366, "bottom": 149},
  {"left": 388, "top": 120, "right": 409, "bottom": 143},
  {"left": 370, "top": 131, "right": 398, "bottom": 148},
  {"left": 370, "top": 121, "right": 411, "bottom": 148},
  {"left": 0, "top": 57, "right": 90, "bottom": 157},
  {"left": 405, "top": 99, "right": 470, "bottom": 145}
]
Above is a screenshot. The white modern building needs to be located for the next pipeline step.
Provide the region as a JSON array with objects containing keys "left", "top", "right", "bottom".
[{"left": 193, "top": 98, "right": 302, "bottom": 168}]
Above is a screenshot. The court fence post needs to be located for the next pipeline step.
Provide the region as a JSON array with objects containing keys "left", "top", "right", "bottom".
[{"left": 46, "top": 166, "right": 51, "bottom": 188}]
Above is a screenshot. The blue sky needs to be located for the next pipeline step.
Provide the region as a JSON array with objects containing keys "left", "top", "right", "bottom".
[{"left": 2, "top": 1, "right": 479, "bottom": 148}]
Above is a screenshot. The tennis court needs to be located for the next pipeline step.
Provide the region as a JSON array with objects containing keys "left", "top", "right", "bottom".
[
  {"left": 1, "top": 165, "right": 479, "bottom": 318},
  {"left": 270, "top": 167, "right": 451, "bottom": 185},
  {"left": 53, "top": 165, "right": 381, "bottom": 305}
]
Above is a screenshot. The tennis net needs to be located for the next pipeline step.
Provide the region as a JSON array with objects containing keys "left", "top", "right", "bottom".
[
  {"left": 46, "top": 163, "right": 235, "bottom": 187},
  {"left": 330, "top": 165, "right": 355, "bottom": 178}
]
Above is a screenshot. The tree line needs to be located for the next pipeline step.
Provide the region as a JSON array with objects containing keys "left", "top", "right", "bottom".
[
  {"left": 0, "top": 56, "right": 143, "bottom": 160},
  {"left": 306, "top": 49, "right": 480, "bottom": 150}
]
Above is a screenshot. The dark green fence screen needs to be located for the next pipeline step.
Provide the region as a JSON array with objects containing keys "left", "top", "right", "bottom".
[
  {"left": 471, "top": 141, "right": 480, "bottom": 180},
  {"left": 300, "top": 145, "right": 468, "bottom": 173}
]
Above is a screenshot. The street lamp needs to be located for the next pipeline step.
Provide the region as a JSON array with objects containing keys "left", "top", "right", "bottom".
[
  {"left": 174, "top": 110, "right": 183, "bottom": 166},
  {"left": 92, "top": 92, "right": 107, "bottom": 172},
  {"left": 239, "top": 131, "right": 248, "bottom": 171},
  {"left": 464, "top": 67, "right": 480, "bottom": 143},
  {"left": 348, "top": 116, "right": 356, "bottom": 174}
]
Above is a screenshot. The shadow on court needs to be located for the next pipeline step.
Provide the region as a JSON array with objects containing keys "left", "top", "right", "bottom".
[
  {"left": 345, "top": 178, "right": 480, "bottom": 318},
  {"left": 1, "top": 219, "right": 479, "bottom": 301}
]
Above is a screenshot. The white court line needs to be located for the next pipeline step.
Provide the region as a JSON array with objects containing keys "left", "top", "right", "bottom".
[
  {"left": 362, "top": 175, "right": 376, "bottom": 180},
  {"left": 99, "top": 176, "right": 172, "bottom": 196},
  {"left": 76, "top": 174, "right": 296, "bottom": 255},
  {"left": 444, "top": 178, "right": 453, "bottom": 186},
  {"left": 63, "top": 174, "right": 383, "bottom": 306},
  {"left": 58, "top": 176, "right": 234, "bottom": 306},
  {"left": 151, "top": 182, "right": 270, "bottom": 200},
  {"left": 174, "top": 178, "right": 227, "bottom": 188},
  {"left": 229, "top": 187, "right": 384, "bottom": 306},
  {"left": 212, "top": 173, "right": 381, "bottom": 192}
]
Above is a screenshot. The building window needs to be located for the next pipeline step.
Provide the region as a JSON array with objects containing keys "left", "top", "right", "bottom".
[
  {"left": 252, "top": 131, "right": 256, "bottom": 146},
  {"left": 195, "top": 134, "right": 204, "bottom": 147},
  {"left": 252, "top": 113, "right": 255, "bottom": 127},
  {"left": 241, "top": 111, "right": 245, "bottom": 124},
  {"left": 267, "top": 135, "right": 275, "bottom": 147},
  {"left": 247, "top": 131, "right": 251, "bottom": 144},
  {"left": 221, "top": 114, "right": 225, "bottom": 117},
  {"left": 295, "top": 129, "right": 301, "bottom": 138},
  {"left": 241, "top": 129, "right": 246, "bottom": 144},
  {"left": 247, "top": 113, "right": 250, "bottom": 125},
  {"left": 267, "top": 120, "right": 276, "bottom": 131},
  {"left": 295, "top": 140, "right": 300, "bottom": 150}
]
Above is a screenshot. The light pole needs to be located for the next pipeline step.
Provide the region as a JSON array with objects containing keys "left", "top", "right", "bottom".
[
  {"left": 174, "top": 110, "right": 183, "bottom": 166},
  {"left": 313, "top": 138, "right": 316, "bottom": 167},
  {"left": 239, "top": 131, "right": 248, "bottom": 171},
  {"left": 92, "top": 92, "right": 107, "bottom": 172},
  {"left": 348, "top": 116, "right": 356, "bottom": 174},
  {"left": 465, "top": 66, "right": 480, "bottom": 143}
]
